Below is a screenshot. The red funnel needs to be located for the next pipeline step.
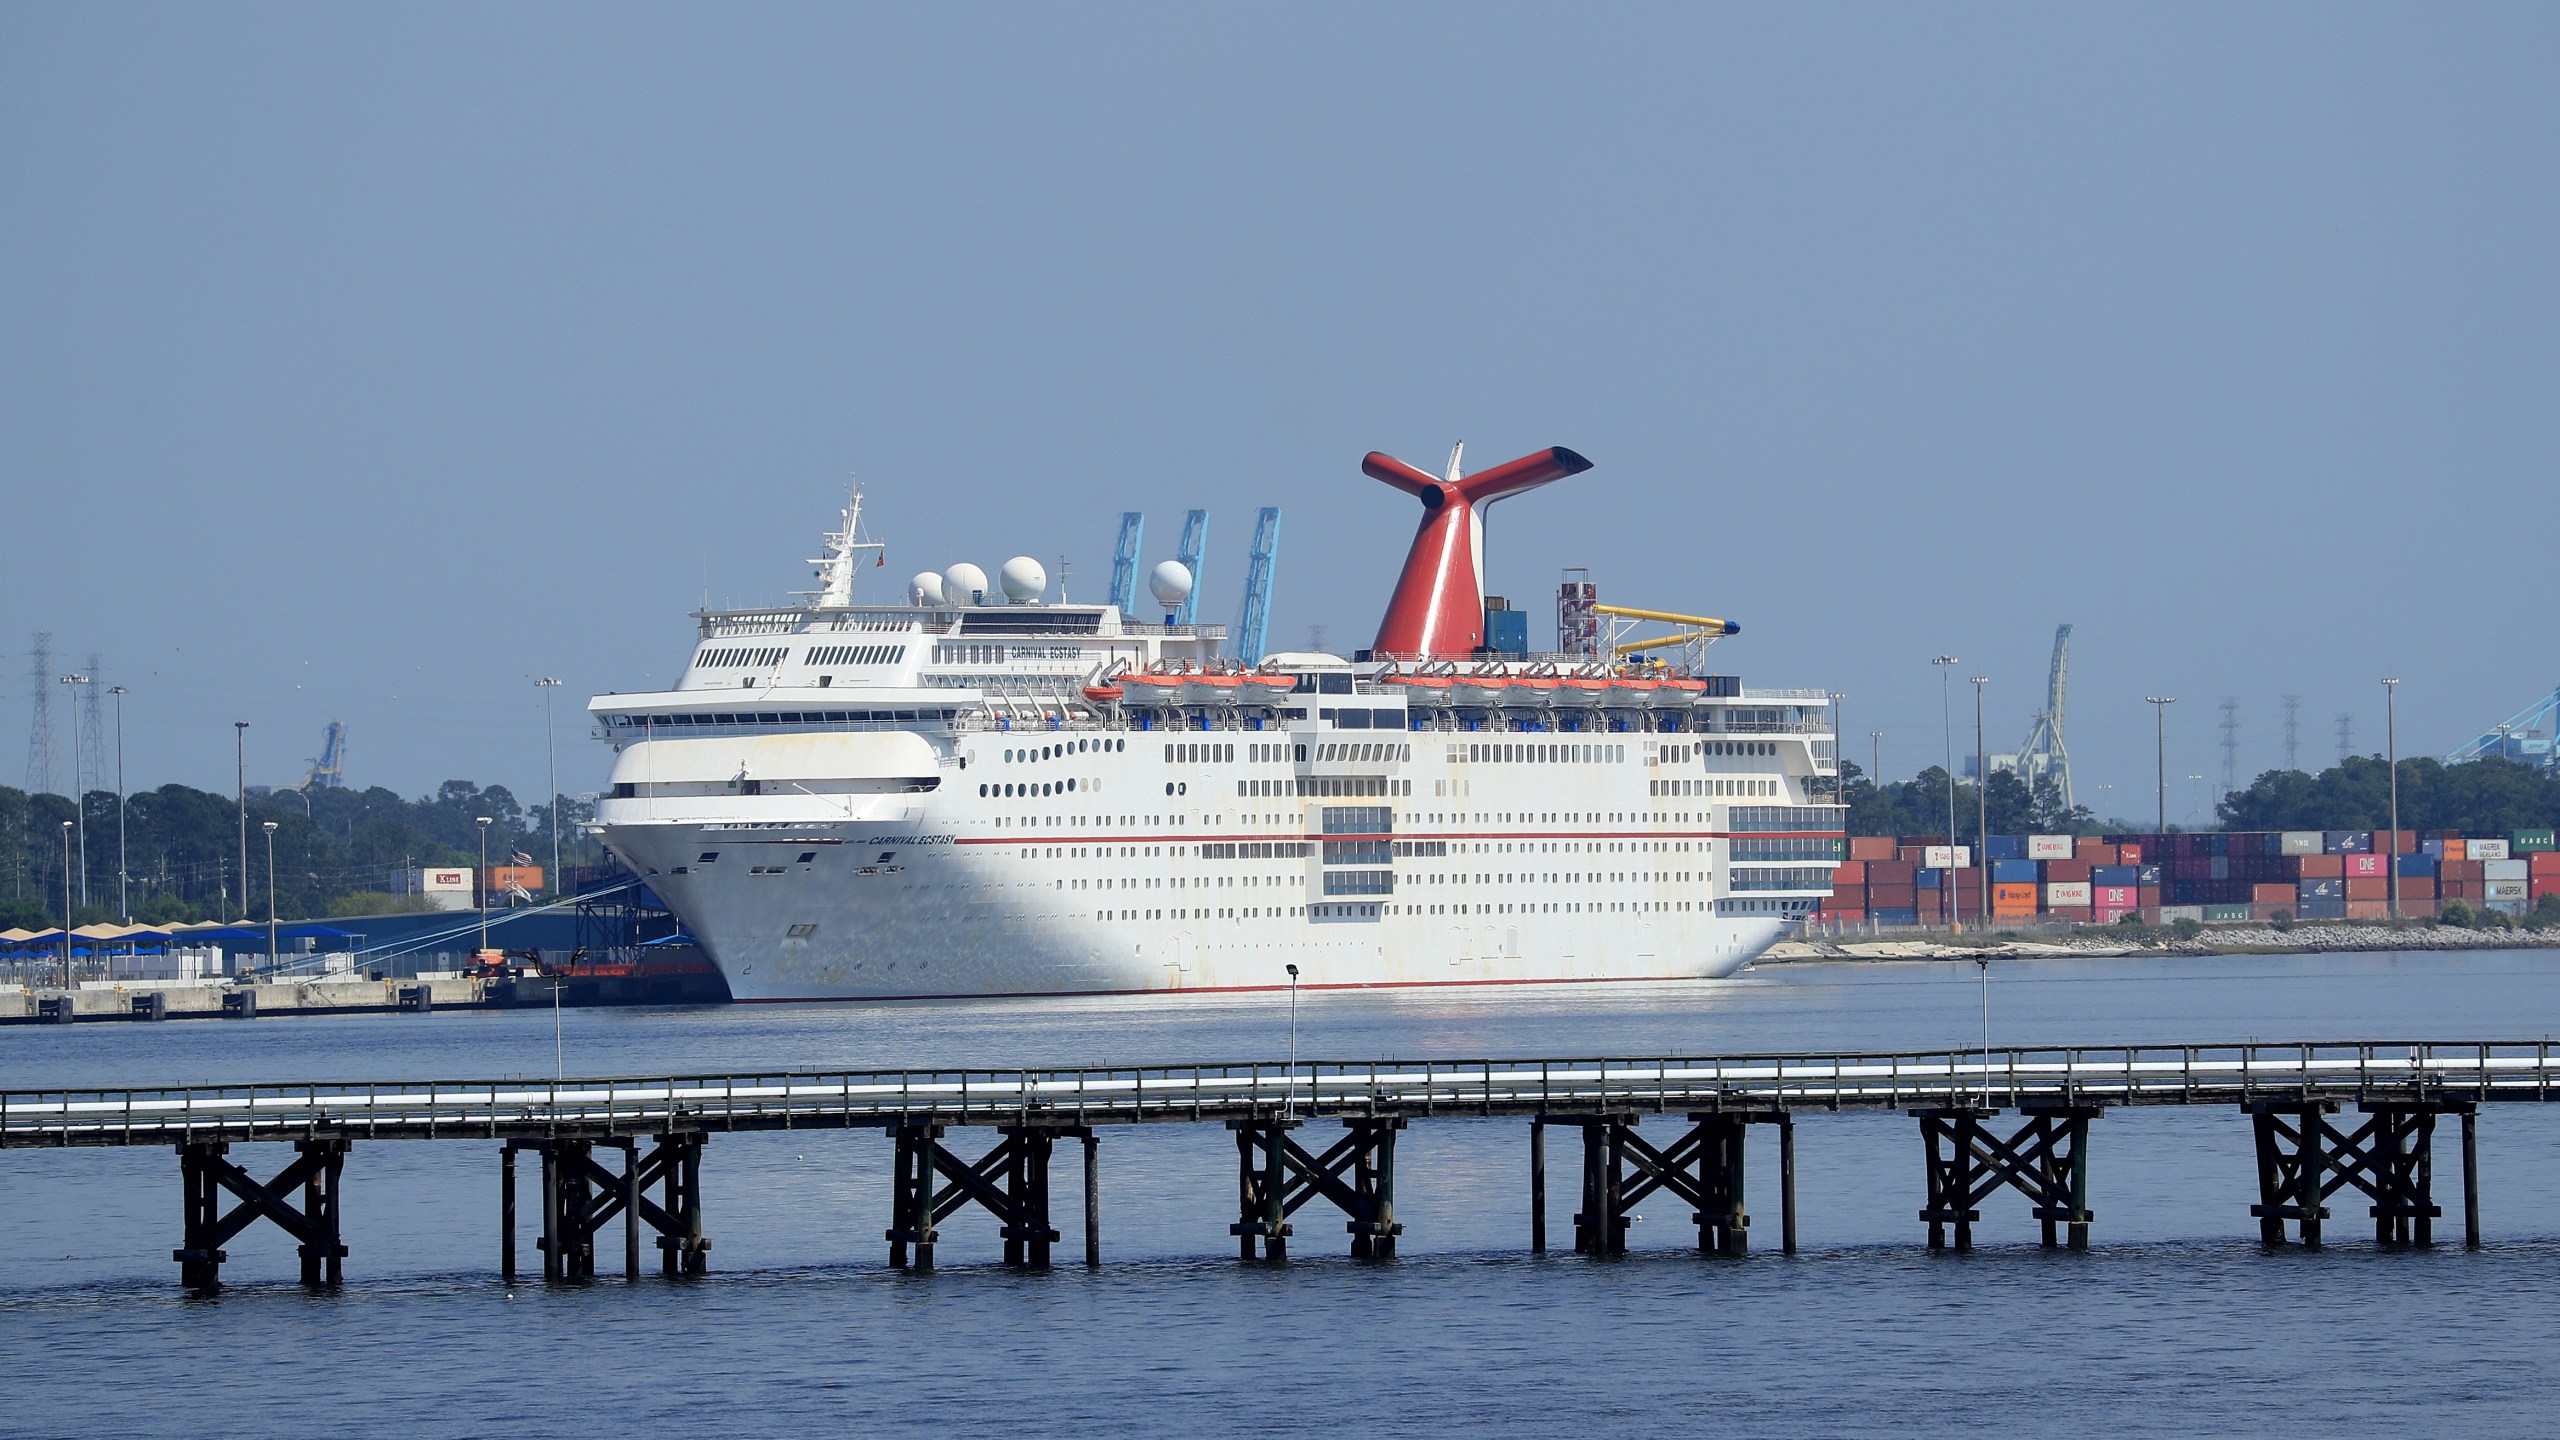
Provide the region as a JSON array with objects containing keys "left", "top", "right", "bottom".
[{"left": 1366, "top": 445, "right": 1590, "bottom": 657}]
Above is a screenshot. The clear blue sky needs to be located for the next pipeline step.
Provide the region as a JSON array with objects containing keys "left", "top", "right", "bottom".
[{"left": 4, "top": 5, "right": 2553, "bottom": 825}]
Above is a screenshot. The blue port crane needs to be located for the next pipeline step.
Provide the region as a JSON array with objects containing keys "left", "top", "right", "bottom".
[
  {"left": 2445, "top": 684, "right": 2560, "bottom": 771},
  {"left": 1173, "top": 510, "right": 1208, "bottom": 626},
  {"left": 1233, "top": 507, "right": 1282, "bottom": 665},
  {"left": 1107, "top": 512, "right": 1145, "bottom": 615},
  {"left": 303, "top": 721, "right": 348, "bottom": 790}
]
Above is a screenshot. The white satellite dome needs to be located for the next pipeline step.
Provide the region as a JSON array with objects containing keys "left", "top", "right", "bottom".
[
  {"left": 943, "top": 562, "right": 990, "bottom": 604},
  {"left": 999, "top": 555, "right": 1048, "bottom": 603},
  {"left": 1148, "top": 560, "right": 1194, "bottom": 609},
  {"left": 909, "top": 571, "right": 946, "bottom": 606}
]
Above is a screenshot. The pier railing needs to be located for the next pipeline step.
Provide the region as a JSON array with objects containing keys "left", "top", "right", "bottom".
[{"left": 7, "top": 1041, "right": 2557, "bottom": 1148}]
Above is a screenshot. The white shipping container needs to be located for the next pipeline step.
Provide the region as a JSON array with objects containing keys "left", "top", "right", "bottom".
[
  {"left": 2044, "top": 880, "right": 2093, "bottom": 907},
  {"left": 2470, "top": 839, "right": 2511, "bottom": 861},
  {"left": 2281, "top": 832, "right": 2324, "bottom": 856},
  {"left": 421, "top": 868, "right": 473, "bottom": 893},
  {"left": 2484, "top": 880, "right": 2529, "bottom": 901},
  {"left": 423, "top": 891, "right": 472, "bottom": 912},
  {"left": 2158, "top": 905, "right": 2205, "bottom": 923},
  {"left": 2027, "top": 835, "right": 2074, "bottom": 860},
  {"left": 1922, "top": 846, "right": 1972, "bottom": 869},
  {"left": 2484, "top": 859, "right": 2529, "bottom": 881}
]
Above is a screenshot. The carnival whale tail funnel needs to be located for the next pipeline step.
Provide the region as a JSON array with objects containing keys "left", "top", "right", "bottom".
[{"left": 1367, "top": 442, "right": 1591, "bottom": 657}]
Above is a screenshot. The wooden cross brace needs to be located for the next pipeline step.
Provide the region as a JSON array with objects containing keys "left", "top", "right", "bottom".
[
  {"left": 173, "top": 1137, "right": 350, "bottom": 1292},
  {"left": 2248, "top": 1102, "right": 2449, "bottom": 1248},
  {"left": 1914, "top": 1107, "right": 2099, "bottom": 1251},
  {"left": 1228, "top": 1118, "right": 1404, "bottom": 1260}
]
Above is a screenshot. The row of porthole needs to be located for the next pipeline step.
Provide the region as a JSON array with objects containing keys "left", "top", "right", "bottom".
[
  {"left": 1006, "top": 739, "right": 1127, "bottom": 763},
  {"left": 981, "top": 779, "right": 1082, "bottom": 797}
]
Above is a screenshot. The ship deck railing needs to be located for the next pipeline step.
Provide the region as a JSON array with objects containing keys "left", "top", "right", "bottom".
[{"left": 9, "top": 1041, "right": 2555, "bottom": 1147}]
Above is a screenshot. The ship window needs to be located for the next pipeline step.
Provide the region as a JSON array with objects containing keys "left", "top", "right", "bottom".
[
  {"left": 1320, "top": 674, "right": 1352, "bottom": 695},
  {"left": 698, "top": 853, "right": 719, "bottom": 863},
  {"left": 1165, "top": 782, "right": 1176, "bottom": 795},
  {"left": 1068, "top": 778, "right": 1078, "bottom": 791}
]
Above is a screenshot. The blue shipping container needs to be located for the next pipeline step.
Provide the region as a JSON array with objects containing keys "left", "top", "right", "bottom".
[
  {"left": 2299, "top": 878, "right": 2345, "bottom": 900},
  {"left": 2395, "top": 855, "right": 2437, "bottom": 877},
  {"left": 1916, "top": 868, "right": 1944, "bottom": 889},
  {"left": 1992, "top": 859, "right": 2039, "bottom": 883},
  {"left": 1873, "top": 908, "right": 1922, "bottom": 926},
  {"left": 2135, "top": 864, "right": 2163, "bottom": 886},
  {"left": 2324, "top": 831, "right": 2374, "bottom": 854},
  {"left": 1987, "top": 836, "right": 2026, "bottom": 860},
  {"left": 2091, "top": 865, "right": 2139, "bottom": 886},
  {"left": 2296, "top": 899, "right": 2348, "bottom": 920}
]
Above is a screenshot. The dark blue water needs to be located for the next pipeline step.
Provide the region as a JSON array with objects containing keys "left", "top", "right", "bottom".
[{"left": 9, "top": 950, "right": 2560, "bottom": 1437}]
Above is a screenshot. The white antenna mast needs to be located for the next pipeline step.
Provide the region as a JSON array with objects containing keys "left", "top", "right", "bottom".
[{"left": 799, "top": 477, "right": 885, "bottom": 609}]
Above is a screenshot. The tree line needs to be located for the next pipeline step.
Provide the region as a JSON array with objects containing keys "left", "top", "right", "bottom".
[{"left": 0, "top": 780, "right": 604, "bottom": 931}]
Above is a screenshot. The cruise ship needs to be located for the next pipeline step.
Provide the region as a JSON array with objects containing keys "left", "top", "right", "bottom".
[{"left": 588, "top": 445, "right": 1842, "bottom": 1000}]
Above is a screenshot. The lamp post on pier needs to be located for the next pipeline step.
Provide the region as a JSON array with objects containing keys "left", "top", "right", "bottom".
[
  {"left": 60, "top": 821, "right": 74, "bottom": 989},
  {"left": 476, "top": 817, "right": 495, "bottom": 956},
  {"left": 1972, "top": 676, "right": 1990, "bottom": 928},
  {"left": 537, "top": 678, "right": 564, "bottom": 896},
  {"left": 234, "top": 722, "right": 251, "bottom": 922},
  {"left": 61, "top": 673, "right": 92, "bottom": 909}
]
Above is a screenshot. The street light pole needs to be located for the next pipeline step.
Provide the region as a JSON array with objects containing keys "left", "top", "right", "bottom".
[
  {"left": 1933, "top": 657, "right": 1958, "bottom": 930},
  {"left": 60, "top": 821, "right": 74, "bottom": 989},
  {"left": 2383, "top": 677, "right": 2401, "bottom": 920},
  {"left": 476, "top": 816, "right": 495, "bottom": 955},
  {"left": 1972, "top": 676, "right": 1990, "bottom": 928},
  {"left": 538, "top": 678, "right": 564, "bottom": 896},
  {"left": 1285, "top": 962, "right": 1301, "bottom": 1118},
  {"left": 263, "top": 821, "right": 279, "bottom": 974},
  {"left": 109, "top": 685, "right": 127, "bottom": 923},
  {"left": 61, "top": 674, "right": 91, "bottom": 909},
  {"left": 2145, "top": 698, "right": 2177, "bottom": 834},
  {"left": 234, "top": 721, "right": 251, "bottom": 921},
  {"left": 1870, "top": 732, "right": 1882, "bottom": 789}
]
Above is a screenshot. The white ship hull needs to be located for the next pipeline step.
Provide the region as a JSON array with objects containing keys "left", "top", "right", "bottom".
[{"left": 595, "top": 727, "right": 1822, "bottom": 1002}]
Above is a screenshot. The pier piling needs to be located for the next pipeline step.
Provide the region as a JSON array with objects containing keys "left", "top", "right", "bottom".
[
  {"left": 1915, "top": 1107, "right": 2098, "bottom": 1252},
  {"left": 2248, "top": 1101, "right": 2453, "bottom": 1249},
  {"left": 170, "top": 1136, "right": 349, "bottom": 1293},
  {"left": 1529, "top": 1119, "right": 1547, "bottom": 1253}
]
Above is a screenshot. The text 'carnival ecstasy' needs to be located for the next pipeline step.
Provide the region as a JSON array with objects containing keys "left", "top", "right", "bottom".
[{"left": 588, "top": 445, "right": 1843, "bottom": 1000}]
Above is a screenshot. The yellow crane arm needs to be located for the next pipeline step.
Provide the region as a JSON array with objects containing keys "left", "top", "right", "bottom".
[
  {"left": 1614, "top": 630, "right": 1717, "bottom": 657},
  {"left": 1591, "top": 604, "right": 1740, "bottom": 635}
]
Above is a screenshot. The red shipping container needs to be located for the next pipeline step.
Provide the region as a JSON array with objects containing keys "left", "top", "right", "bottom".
[
  {"left": 2377, "top": 829, "right": 2416, "bottom": 854},
  {"left": 1898, "top": 847, "right": 1929, "bottom": 865},
  {"left": 2533, "top": 877, "right": 2560, "bottom": 900},
  {"left": 2442, "top": 860, "right": 2484, "bottom": 883},
  {"left": 2251, "top": 883, "right": 2292, "bottom": 904},
  {"left": 1867, "top": 860, "right": 1916, "bottom": 884},
  {"left": 2138, "top": 886, "right": 2162, "bottom": 906},
  {"left": 2043, "top": 859, "right": 2092, "bottom": 882},
  {"left": 2091, "top": 904, "right": 2136, "bottom": 924},
  {"left": 1849, "top": 836, "right": 1896, "bottom": 861},
  {"left": 2047, "top": 905, "right": 2092, "bottom": 923},
  {"left": 2299, "top": 855, "right": 2345, "bottom": 879},
  {"left": 2439, "top": 881, "right": 2476, "bottom": 900},
  {"left": 2251, "top": 903, "right": 2289, "bottom": 921},
  {"left": 2117, "top": 843, "right": 2144, "bottom": 864},
  {"left": 2400, "top": 878, "right": 2436, "bottom": 902},
  {"left": 2345, "top": 876, "right": 2387, "bottom": 900},
  {"left": 1826, "top": 908, "right": 1868, "bottom": 922},
  {"left": 1867, "top": 886, "right": 1917, "bottom": 907},
  {"left": 1832, "top": 862, "right": 1867, "bottom": 885},
  {"left": 2342, "top": 854, "right": 2385, "bottom": 878},
  {"left": 2094, "top": 885, "right": 2138, "bottom": 907},
  {"left": 2346, "top": 899, "right": 2389, "bottom": 920},
  {"left": 2530, "top": 852, "right": 2560, "bottom": 876},
  {"left": 2075, "top": 839, "right": 2115, "bottom": 861}
]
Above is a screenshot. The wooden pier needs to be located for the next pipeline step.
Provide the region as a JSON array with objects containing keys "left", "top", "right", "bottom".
[{"left": 3, "top": 1041, "right": 2550, "bottom": 1291}]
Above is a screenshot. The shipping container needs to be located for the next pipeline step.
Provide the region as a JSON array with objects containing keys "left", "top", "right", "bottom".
[
  {"left": 2395, "top": 855, "right": 2437, "bottom": 877},
  {"left": 2346, "top": 900, "right": 2389, "bottom": 920},
  {"left": 2135, "top": 864, "right": 2163, "bottom": 886},
  {"left": 2340, "top": 853, "right": 2382, "bottom": 878},
  {"left": 2298, "top": 854, "right": 2345, "bottom": 879},
  {"left": 2158, "top": 905, "right": 2205, "bottom": 923},
  {"left": 2203, "top": 903, "right": 2254, "bottom": 923},
  {"left": 2484, "top": 859, "right": 2528, "bottom": 882},
  {"left": 2442, "top": 859, "right": 2485, "bottom": 883},
  {"left": 2484, "top": 899, "right": 2527, "bottom": 918},
  {"left": 1985, "top": 835, "right": 2025, "bottom": 860},
  {"left": 2298, "top": 878, "right": 2345, "bottom": 900},
  {"left": 1991, "top": 882, "right": 2039, "bottom": 910},
  {"left": 2296, "top": 899, "right": 2348, "bottom": 920},
  {"left": 1867, "top": 860, "right": 1917, "bottom": 884},
  {"left": 2323, "top": 831, "right": 2374, "bottom": 855},
  {"left": 2090, "top": 865, "right": 2138, "bottom": 887},
  {"left": 2094, "top": 885, "right": 2138, "bottom": 907},
  {"left": 2044, "top": 881, "right": 2093, "bottom": 908},
  {"left": 1873, "top": 908, "right": 1922, "bottom": 926},
  {"left": 2090, "top": 905, "right": 2137, "bottom": 925},
  {"left": 486, "top": 865, "right": 544, "bottom": 894},
  {"left": 2514, "top": 829, "right": 2557, "bottom": 854},
  {"left": 2485, "top": 880, "right": 2529, "bottom": 902},
  {"left": 2138, "top": 885, "right": 2162, "bottom": 906},
  {"left": 2470, "top": 839, "right": 2512, "bottom": 861},
  {"left": 2252, "top": 883, "right": 2293, "bottom": 904},
  {"left": 2400, "top": 878, "right": 2436, "bottom": 902},
  {"left": 2043, "top": 859, "right": 2093, "bottom": 883},
  {"left": 1916, "top": 868, "right": 1944, "bottom": 889},
  {"left": 2533, "top": 850, "right": 2560, "bottom": 876},
  {"left": 2344, "top": 876, "right": 2387, "bottom": 901},
  {"left": 1849, "top": 837, "right": 1897, "bottom": 862},
  {"left": 2027, "top": 835, "right": 2075, "bottom": 860},
  {"left": 2116, "top": 843, "right": 2144, "bottom": 865},
  {"left": 1831, "top": 862, "right": 1867, "bottom": 885},
  {"left": 1991, "top": 859, "right": 2039, "bottom": 884}
]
